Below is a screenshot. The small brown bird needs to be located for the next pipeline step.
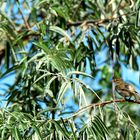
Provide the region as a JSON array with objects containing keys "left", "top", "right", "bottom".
[{"left": 113, "top": 78, "right": 140, "bottom": 100}]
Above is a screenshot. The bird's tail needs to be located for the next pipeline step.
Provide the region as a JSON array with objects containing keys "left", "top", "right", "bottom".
[{"left": 133, "top": 91, "right": 140, "bottom": 100}]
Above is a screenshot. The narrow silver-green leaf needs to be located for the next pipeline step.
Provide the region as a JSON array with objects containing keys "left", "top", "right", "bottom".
[
  {"left": 57, "top": 81, "right": 70, "bottom": 104},
  {"left": 49, "top": 26, "right": 72, "bottom": 42}
]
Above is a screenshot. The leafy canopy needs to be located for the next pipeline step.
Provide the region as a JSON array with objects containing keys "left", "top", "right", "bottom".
[{"left": 0, "top": 0, "right": 140, "bottom": 139}]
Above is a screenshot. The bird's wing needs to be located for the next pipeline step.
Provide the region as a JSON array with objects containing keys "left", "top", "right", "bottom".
[
  {"left": 115, "top": 85, "right": 130, "bottom": 97},
  {"left": 124, "top": 84, "right": 135, "bottom": 92}
]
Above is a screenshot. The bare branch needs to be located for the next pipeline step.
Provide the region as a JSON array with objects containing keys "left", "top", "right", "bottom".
[
  {"left": 65, "top": 99, "right": 140, "bottom": 119},
  {"left": 67, "top": 11, "right": 136, "bottom": 27}
]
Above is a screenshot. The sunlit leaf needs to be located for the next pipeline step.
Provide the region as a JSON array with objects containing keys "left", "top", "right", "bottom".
[{"left": 49, "top": 26, "right": 73, "bottom": 43}]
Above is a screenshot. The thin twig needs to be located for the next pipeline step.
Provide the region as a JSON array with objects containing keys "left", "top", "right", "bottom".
[
  {"left": 67, "top": 11, "right": 136, "bottom": 27},
  {"left": 16, "top": 1, "right": 30, "bottom": 30},
  {"left": 72, "top": 0, "right": 83, "bottom": 19}
]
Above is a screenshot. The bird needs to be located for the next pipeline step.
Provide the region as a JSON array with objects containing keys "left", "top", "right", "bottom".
[{"left": 113, "top": 78, "right": 140, "bottom": 101}]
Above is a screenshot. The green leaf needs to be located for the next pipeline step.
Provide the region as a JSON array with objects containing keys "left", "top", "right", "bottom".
[
  {"left": 0, "top": 64, "right": 22, "bottom": 78},
  {"left": 0, "top": 10, "right": 16, "bottom": 29},
  {"left": 33, "top": 72, "right": 52, "bottom": 84},
  {"left": 67, "top": 71, "right": 94, "bottom": 79},
  {"left": 13, "top": 127, "right": 22, "bottom": 140},
  {"left": 49, "top": 26, "right": 73, "bottom": 43},
  {"left": 52, "top": 120, "right": 70, "bottom": 139},
  {"left": 52, "top": 6, "right": 70, "bottom": 20},
  {"left": 33, "top": 42, "right": 49, "bottom": 53},
  {"left": 32, "top": 125, "right": 43, "bottom": 140},
  {"left": 69, "top": 121, "right": 77, "bottom": 140},
  {"left": 57, "top": 81, "right": 69, "bottom": 104}
]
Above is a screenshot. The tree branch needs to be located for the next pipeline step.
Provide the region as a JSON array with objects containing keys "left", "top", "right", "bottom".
[
  {"left": 65, "top": 99, "right": 140, "bottom": 119},
  {"left": 67, "top": 11, "right": 136, "bottom": 27}
]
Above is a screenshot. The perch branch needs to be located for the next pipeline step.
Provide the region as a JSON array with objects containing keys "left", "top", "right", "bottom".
[{"left": 65, "top": 99, "right": 140, "bottom": 119}]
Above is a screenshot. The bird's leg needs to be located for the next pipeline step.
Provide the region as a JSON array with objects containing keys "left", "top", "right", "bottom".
[
  {"left": 126, "top": 96, "right": 133, "bottom": 102},
  {"left": 128, "top": 96, "right": 131, "bottom": 101},
  {"left": 125, "top": 98, "right": 129, "bottom": 101}
]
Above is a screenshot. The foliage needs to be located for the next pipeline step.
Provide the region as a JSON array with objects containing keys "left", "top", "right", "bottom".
[{"left": 0, "top": 0, "right": 140, "bottom": 139}]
